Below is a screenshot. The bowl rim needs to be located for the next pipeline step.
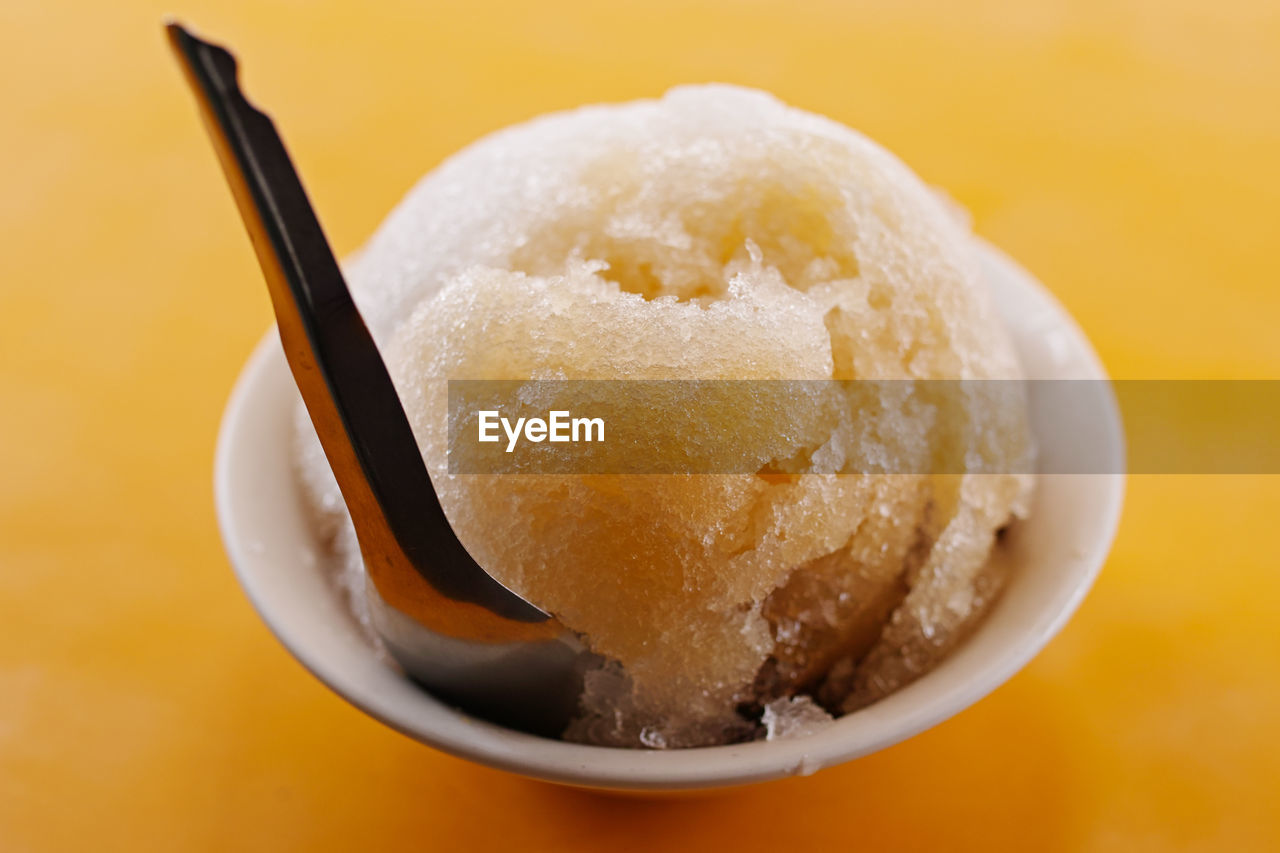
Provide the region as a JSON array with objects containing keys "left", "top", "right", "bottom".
[{"left": 214, "top": 242, "right": 1125, "bottom": 790}]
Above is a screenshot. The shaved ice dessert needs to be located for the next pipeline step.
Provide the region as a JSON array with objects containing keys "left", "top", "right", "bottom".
[{"left": 295, "top": 85, "right": 1033, "bottom": 748}]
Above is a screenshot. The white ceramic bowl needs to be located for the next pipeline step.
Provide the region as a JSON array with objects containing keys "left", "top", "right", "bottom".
[{"left": 214, "top": 242, "right": 1124, "bottom": 791}]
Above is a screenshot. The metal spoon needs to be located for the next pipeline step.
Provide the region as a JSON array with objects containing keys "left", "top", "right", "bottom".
[{"left": 167, "top": 22, "right": 591, "bottom": 736}]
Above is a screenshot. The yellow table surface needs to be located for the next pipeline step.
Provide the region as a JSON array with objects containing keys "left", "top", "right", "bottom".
[{"left": 3, "top": 0, "right": 1278, "bottom": 849}]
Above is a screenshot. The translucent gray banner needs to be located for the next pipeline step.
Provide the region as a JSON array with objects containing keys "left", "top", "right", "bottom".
[{"left": 445, "top": 380, "right": 1278, "bottom": 474}]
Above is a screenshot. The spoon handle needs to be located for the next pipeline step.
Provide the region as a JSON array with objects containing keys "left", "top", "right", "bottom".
[{"left": 167, "top": 22, "right": 550, "bottom": 631}]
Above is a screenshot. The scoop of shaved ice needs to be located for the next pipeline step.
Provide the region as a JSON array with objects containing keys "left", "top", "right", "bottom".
[{"left": 296, "top": 85, "right": 1032, "bottom": 747}]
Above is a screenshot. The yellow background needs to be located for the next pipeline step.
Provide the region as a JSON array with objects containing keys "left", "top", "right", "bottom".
[{"left": 2, "top": 0, "right": 1278, "bottom": 849}]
